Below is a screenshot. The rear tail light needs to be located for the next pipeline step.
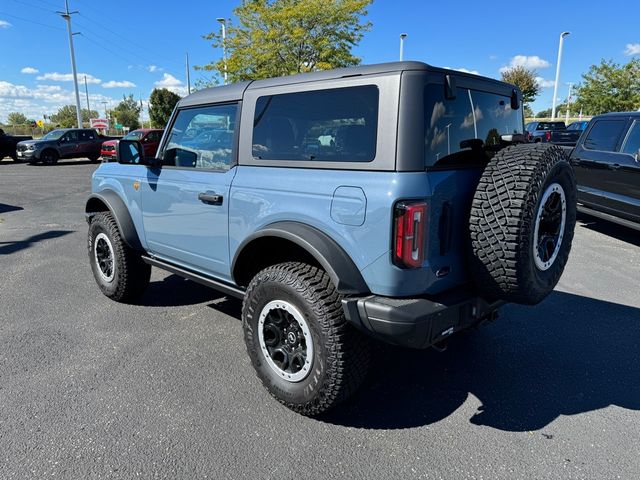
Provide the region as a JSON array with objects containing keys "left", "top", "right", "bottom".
[
  {"left": 393, "top": 201, "right": 427, "bottom": 268},
  {"left": 545, "top": 131, "right": 551, "bottom": 141}
]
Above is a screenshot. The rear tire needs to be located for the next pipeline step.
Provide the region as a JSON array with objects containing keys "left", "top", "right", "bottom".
[
  {"left": 243, "top": 262, "right": 370, "bottom": 416},
  {"left": 88, "top": 212, "right": 151, "bottom": 303},
  {"left": 88, "top": 154, "right": 100, "bottom": 163},
  {"left": 469, "top": 144, "right": 577, "bottom": 305}
]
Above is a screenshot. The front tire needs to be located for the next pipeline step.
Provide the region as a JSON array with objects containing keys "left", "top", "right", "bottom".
[
  {"left": 243, "top": 262, "right": 370, "bottom": 416},
  {"left": 41, "top": 149, "right": 58, "bottom": 165},
  {"left": 88, "top": 212, "right": 151, "bottom": 303}
]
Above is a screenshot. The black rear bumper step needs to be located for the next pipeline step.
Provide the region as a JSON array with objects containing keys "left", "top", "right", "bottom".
[
  {"left": 141, "top": 255, "right": 245, "bottom": 299},
  {"left": 342, "top": 293, "right": 503, "bottom": 349}
]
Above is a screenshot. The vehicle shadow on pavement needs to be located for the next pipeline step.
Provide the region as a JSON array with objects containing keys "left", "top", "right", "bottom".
[
  {"left": 138, "top": 274, "right": 227, "bottom": 307},
  {"left": 577, "top": 213, "right": 640, "bottom": 247},
  {"left": 320, "top": 291, "right": 640, "bottom": 431},
  {"left": 0, "top": 230, "right": 72, "bottom": 255},
  {"left": 26, "top": 160, "right": 98, "bottom": 167},
  {"left": 0, "top": 203, "right": 23, "bottom": 214}
]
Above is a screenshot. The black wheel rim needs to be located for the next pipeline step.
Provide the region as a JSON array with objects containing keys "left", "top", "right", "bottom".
[
  {"left": 94, "top": 233, "right": 115, "bottom": 282},
  {"left": 534, "top": 183, "right": 566, "bottom": 270},
  {"left": 258, "top": 300, "right": 313, "bottom": 382}
]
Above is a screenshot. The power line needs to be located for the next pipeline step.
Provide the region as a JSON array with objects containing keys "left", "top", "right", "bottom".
[
  {"left": 0, "top": 10, "right": 64, "bottom": 30},
  {"left": 9, "top": 0, "right": 56, "bottom": 13}
]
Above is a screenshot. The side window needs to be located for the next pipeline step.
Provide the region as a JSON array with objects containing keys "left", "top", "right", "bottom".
[
  {"left": 79, "top": 130, "right": 95, "bottom": 141},
  {"left": 163, "top": 104, "right": 237, "bottom": 170},
  {"left": 63, "top": 131, "right": 78, "bottom": 142},
  {"left": 471, "top": 90, "right": 524, "bottom": 146},
  {"left": 252, "top": 85, "right": 379, "bottom": 162},
  {"left": 583, "top": 120, "right": 626, "bottom": 151},
  {"left": 621, "top": 121, "right": 640, "bottom": 155}
]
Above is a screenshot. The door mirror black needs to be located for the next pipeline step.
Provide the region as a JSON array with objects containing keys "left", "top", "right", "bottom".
[{"left": 117, "top": 139, "right": 150, "bottom": 165}]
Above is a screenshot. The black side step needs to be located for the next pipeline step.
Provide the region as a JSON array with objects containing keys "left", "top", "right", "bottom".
[
  {"left": 141, "top": 256, "right": 246, "bottom": 299},
  {"left": 578, "top": 205, "right": 640, "bottom": 232}
]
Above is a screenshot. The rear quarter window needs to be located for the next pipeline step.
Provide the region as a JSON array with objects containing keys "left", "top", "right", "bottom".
[{"left": 252, "top": 85, "right": 379, "bottom": 162}]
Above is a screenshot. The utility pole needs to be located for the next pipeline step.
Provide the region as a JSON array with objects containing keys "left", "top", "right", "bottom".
[
  {"left": 217, "top": 18, "right": 228, "bottom": 84},
  {"left": 58, "top": 0, "right": 82, "bottom": 128},
  {"left": 399, "top": 33, "right": 407, "bottom": 61},
  {"left": 186, "top": 52, "right": 191, "bottom": 95},
  {"left": 565, "top": 82, "right": 573, "bottom": 124},
  {"left": 551, "top": 31, "right": 570, "bottom": 120},
  {"left": 84, "top": 75, "right": 91, "bottom": 117}
]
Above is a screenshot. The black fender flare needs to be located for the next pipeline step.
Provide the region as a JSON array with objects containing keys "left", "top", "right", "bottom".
[
  {"left": 85, "top": 190, "right": 143, "bottom": 251},
  {"left": 232, "top": 221, "right": 369, "bottom": 295}
]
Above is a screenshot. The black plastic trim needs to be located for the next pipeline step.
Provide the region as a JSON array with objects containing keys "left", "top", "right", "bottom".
[
  {"left": 85, "top": 191, "right": 143, "bottom": 251},
  {"left": 142, "top": 256, "right": 245, "bottom": 299},
  {"left": 232, "top": 221, "right": 369, "bottom": 295}
]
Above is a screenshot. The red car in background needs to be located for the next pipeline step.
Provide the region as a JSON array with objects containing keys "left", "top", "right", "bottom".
[{"left": 101, "top": 129, "right": 164, "bottom": 160}]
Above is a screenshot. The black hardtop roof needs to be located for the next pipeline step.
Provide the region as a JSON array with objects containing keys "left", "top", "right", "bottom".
[
  {"left": 178, "top": 61, "right": 518, "bottom": 107},
  {"left": 592, "top": 111, "right": 640, "bottom": 119}
]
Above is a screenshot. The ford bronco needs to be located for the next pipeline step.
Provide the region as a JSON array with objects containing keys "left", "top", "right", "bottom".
[{"left": 86, "top": 61, "right": 577, "bottom": 415}]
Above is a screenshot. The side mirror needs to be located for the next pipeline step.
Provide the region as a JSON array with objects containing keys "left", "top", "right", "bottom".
[{"left": 117, "top": 139, "right": 152, "bottom": 165}]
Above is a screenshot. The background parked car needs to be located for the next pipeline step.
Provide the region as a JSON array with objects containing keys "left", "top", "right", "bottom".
[
  {"left": 568, "top": 112, "right": 640, "bottom": 230},
  {"left": 16, "top": 128, "right": 116, "bottom": 165},
  {"left": 525, "top": 121, "right": 584, "bottom": 146},
  {"left": 101, "top": 129, "right": 164, "bottom": 161},
  {"left": 0, "top": 129, "right": 32, "bottom": 161}
]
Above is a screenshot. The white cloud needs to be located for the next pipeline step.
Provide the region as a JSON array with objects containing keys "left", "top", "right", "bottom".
[
  {"left": 102, "top": 80, "right": 137, "bottom": 88},
  {"left": 443, "top": 66, "right": 480, "bottom": 75},
  {"left": 535, "top": 77, "right": 555, "bottom": 88},
  {"left": 21, "top": 67, "right": 39, "bottom": 74},
  {"left": 0, "top": 20, "right": 12, "bottom": 29},
  {"left": 37, "top": 72, "right": 102, "bottom": 84},
  {"left": 148, "top": 65, "right": 159, "bottom": 72},
  {"left": 154, "top": 73, "right": 186, "bottom": 95},
  {"left": 500, "top": 55, "right": 551, "bottom": 73},
  {"left": 625, "top": 43, "right": 640, "bottom": 55}
]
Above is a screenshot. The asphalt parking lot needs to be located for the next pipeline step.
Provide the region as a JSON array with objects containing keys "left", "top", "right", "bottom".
[{"left": 1, "top": 159, "right": 639, "bottom": 479}]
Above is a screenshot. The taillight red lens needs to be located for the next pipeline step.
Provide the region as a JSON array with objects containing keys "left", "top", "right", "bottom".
[
  {"left": 545, "top": 131, "right": 551, "bottom": 141},
  {"left": 393, "top": 201, "right": 427, "bottom": 268}
]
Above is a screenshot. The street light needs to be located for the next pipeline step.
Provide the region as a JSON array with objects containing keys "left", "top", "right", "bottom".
[
  {"left": 551, "top": 31, "right": 570, "bottom": 120},
  {"left": 399, "top": 33, "right": 407, "bottom": 61},
  {"left": 217, "top": 17, "right": 228, "bottom": 84}
]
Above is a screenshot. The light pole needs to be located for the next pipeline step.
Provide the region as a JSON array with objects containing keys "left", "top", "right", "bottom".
[
  {"left": 551, "top": 31, "right": 570, "bottom": 120},
  {"left": 399, "top": 33, "right": 407, "bottom": 61},
  {"left": 565, "top": 82, "right": 573, "bottom": 124},
  {"left": 217, "top": 18, "right": 228, "bottom": 84},
  {"left": 58, "top": 0, "right": 82, "bottom": 128},
  {"left": 84, "top": 75, "right": 91, "bottom": 118}
]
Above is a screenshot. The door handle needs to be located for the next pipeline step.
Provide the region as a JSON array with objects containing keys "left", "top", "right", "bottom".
[
  {"left": 611, "top": 163, "right": 621, "bottom": 170},
  {"left": 198, "top": 191, "right": 223, "bottom": 205}
]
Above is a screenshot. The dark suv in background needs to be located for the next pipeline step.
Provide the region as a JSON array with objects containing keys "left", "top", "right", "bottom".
[{"left": 16, "top": 128, "right": 114, "bottom": 164}]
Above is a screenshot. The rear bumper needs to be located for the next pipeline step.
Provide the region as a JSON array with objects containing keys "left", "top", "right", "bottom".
[{"left": 342, "top": 292, "right": 503, "bottom": 349}]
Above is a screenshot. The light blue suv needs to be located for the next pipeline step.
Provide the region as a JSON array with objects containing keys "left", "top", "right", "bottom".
[{"left": 86, "top": 61, "right": 577, "bottom": 415}]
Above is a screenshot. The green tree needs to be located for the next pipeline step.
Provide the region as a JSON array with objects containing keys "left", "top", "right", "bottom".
[
  {"left": 574, "top": 59, "right": 640, "bottom": 115},
  {"left": 112, "top": 94, "right": 141, "bottom": 130},
  {"left": 196, "top": 0, "right": 372, "bottom": 83},
  {"left": 536, "top": 108, "right": 552, "bottom": 118},
  {"left": 523, "top": 105, "right": 534, "bottom": 118},
  {"left": 50, "top": 106, "right": 98, "bottom": 127},
  {"left": 149, "top": 88, "right": 181, "bottom": 128},
  {"left": 500, "top": 66, "right": 540, "bottom": 105},
  {"left": 7, "top": 112, "right": 28, "bottom": 125}
]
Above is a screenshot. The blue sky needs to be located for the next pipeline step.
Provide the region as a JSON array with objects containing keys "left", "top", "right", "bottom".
[{"left": 1, "top": 0, "right": 639, "bottom": 122}]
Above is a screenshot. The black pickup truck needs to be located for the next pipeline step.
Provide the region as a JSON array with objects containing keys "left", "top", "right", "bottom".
[
  {"left": 525, "top": 121, "right": 587, "bottom": 146},
  {"left": 0, "top": 129, "right": 33, "bottom": 161},
  {"left": 568, "top": 112, "right": 640, "bottom": 230},
  {"left": 16, "top": 128, "right": 116, "bottom": 165}
]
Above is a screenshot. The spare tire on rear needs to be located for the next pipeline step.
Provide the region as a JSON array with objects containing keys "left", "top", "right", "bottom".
[{"left": 469, "top": 143, "right": 577, "bottom": 305}]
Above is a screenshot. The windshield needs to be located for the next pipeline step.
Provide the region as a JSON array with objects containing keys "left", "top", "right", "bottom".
[
  {"left": 42, "top": 129, "right": 66, "bottom": 141},
  {"left": 124, "top": 130, "right": 145, "bottom": 140}
]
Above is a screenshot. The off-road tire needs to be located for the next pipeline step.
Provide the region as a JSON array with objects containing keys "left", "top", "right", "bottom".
[
  {"left": 469, "top": 144, "right": 577, "bottom": 305},
  {"left": 88, "top": 212, "right": 151, "bottom": 303},
  {"left": 41, "top": 149, "right": 58, "bottom": 165},
  {"left": 243, "top": 262, "right": 370, "bottom": 416}
]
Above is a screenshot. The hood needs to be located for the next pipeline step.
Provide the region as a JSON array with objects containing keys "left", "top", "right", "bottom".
[
  {"left": 102, "top": 139, "right": 119, "bottom": 147},
  {"left": 17, "top": 139, "right": 39, "bottom": 147}
]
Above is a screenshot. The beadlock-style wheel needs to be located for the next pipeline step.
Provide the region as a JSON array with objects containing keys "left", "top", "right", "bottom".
[
  {"left": 533, "top": 182, "right": 567, "bottom": 271},
  {"left": 258, "top": 300, "right": 313, "bottom": 383},
  {"left": 93, "top": 232, "right": 115, "bottom": 282}
]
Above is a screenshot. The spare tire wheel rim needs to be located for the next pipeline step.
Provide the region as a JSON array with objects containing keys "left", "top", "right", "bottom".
[
  {"left": 94, "top": 232, "right": 115, "bottom": 282},
  {"left": 258, "top": 300, "right": 313, "bottom": 383},
  {"left": 533, "top": 182, "right": 567, "bottom": 271}
]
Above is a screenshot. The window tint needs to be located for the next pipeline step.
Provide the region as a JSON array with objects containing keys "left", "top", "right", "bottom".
[
  {"left": 163, "top": 104, "right": 237, "bottom": 170},
  {"left": 583, "top": 120, "right": 626, "bottom": 151},
  {"left": 63, "top": 131, "right": 78, "bottom": 142},
  {"left": 79, "top": 130, "right": 95, "bottom": 141},
  {"left": 536, "top": 122, "right": 565, "bottom": 131},
  {"left": 252, "top": 86, "right": 378, "bottom": 162},
  {"left": 425, "top": 85, "right": 523, "bottom": 167},
  {"left": 621, "top": 121, "right": 640, "bottom": 155}
]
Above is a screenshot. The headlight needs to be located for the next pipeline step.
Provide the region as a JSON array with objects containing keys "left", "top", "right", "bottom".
[{"left": 26, "top": 145, "right": 36, "bottom": 150}]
